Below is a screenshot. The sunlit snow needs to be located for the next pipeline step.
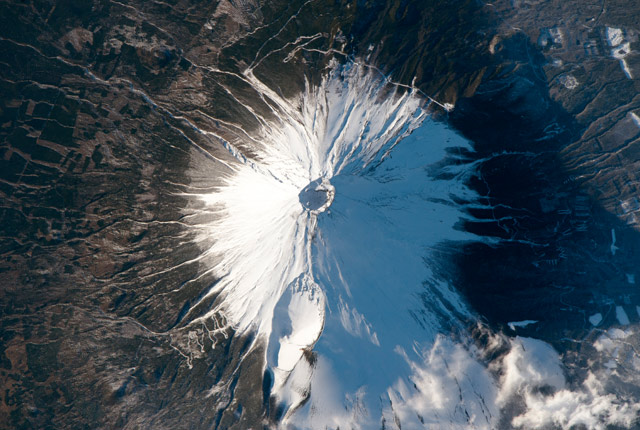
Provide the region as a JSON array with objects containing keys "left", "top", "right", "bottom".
[{"left": 181, "top": 62, "right": 640, "bottom": 429}]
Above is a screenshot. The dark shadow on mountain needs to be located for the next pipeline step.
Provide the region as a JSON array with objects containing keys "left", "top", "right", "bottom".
[{"left": 446, "top": 32, "right": 640, "bottom": 350}]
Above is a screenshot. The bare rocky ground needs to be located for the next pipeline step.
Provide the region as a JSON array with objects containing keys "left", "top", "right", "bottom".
[{"left": 1, "top": 0, "right": 640, "bottom": 429}]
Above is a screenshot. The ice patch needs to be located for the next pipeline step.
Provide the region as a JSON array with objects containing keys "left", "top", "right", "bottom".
[
  {"left": 589, "top": 313, "right": 603, "bottom": 326},
  {"left": 508, "top": 320, "right": 538, "bottom": 330},
  {"left": 611, "top": 228, "right": 619, "bottom": 256},
  {"left": 616, "top": 306, "right": 630, "bottom": 325}
]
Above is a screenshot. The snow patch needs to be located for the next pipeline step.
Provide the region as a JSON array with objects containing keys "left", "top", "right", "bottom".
[
  {"left": 607, "top": 27, "right": 624, "bottom": 47},
  {"left": 558, "top": 74, "right": 578, "bottom": 89},
  {"left": 604, "top": 28, "right": 634, "bottom": 78},
  {"left": 299, "top": 178, "right": 334, "bottom": 213},
  {"left": 268, "top": 274, "right": 325, "bottom": 393},
  {"left": 620, "top": 59, "right": 634, "bottom": 79}
]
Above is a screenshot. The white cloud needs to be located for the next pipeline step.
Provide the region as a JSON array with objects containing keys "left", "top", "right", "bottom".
[
  {"left": 387, "top": 336, "right": 498, "bottom": 429},
  {"left": 498, "top": 337, "right": 640, "bottom": 429},
  {"left": 498, "top": 337, "right": 565, "bottom": 405},
  {"left": 513, "top": 372, "right": 640, "bottom": 429}
]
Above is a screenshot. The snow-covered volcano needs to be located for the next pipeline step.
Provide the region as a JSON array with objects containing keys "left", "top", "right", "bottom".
[
  {"left": 184, "top": 62, "right": 485, "bottom": 425},
  {"left": 183, "top": 63, "right": 640, "bottom": 429}
]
